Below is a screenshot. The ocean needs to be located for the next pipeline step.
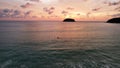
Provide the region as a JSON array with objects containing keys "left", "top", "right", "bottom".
[{"left": 0, "top": 21, "right": 120, "bottom": 68}]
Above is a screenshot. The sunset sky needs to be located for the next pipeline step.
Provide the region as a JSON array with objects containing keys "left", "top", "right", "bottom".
[{"left": 0, "top": 0, "right": 120, "bottom": 21}]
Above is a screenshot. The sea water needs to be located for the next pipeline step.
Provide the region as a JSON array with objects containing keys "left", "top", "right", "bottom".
[{"left": 0, "top": 21, "right": 120, "bottom": 68}]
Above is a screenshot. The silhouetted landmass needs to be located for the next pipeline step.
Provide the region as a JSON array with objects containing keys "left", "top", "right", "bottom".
[
  {"left": 63, "top": 18, "right": 75, "bottom": 22},
  {"left": 107, "top": 17, "right": 120, "bottom": 23}
]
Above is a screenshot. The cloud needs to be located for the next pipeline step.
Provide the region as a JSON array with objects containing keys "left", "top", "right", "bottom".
[
  {"left": 92, "top": 7, "right": 101, "bottom": 11},
  {"left": 20, "top": 2, "right": 33, "bottom": 8},
  {"left": 108, "top": 1, "right": 120, "bottom": 6},
  {"left": 0, "top": 9, "right": 22, "bottom": 18},
  {"left": 2, "top": 9, "right": 12, "bottom": 13},
  {"left": 115, "top": 6, "right": 120, "bottom": 11},
  {"left": 67, "top": 7, "right": 74, "bottom": 10},
  {"left": 111, "top": 13, "right": 120, "bottom": 17},
  {"left": 43, "top": 7, "right": 55, "bottom": 15},
  {"left": 86, "top": 12, "right": 91, "bottom": 17},
  {"left": 28, "top": 0, "right": 39, "bottom": 2},
  {"left": 11, "top": 10, "right": 22, "bottom": 17},
  {"left": 61, "top": 10, "right": 68, "bottom": 16},
  {"left": 77, "top": 13, "right": 80, "bottom": 16},
  {"left": 24, "top": 11, "right": 32, "bottom": 17},
  {"left": 104, "top": 1, "right": 120, "bottom": 6},
  {"left": 25, "top": 0, "right": 40, "bottom": 2},
  {"left": 0, "top": 9, "right": 33, "bottom": 18},
  {"left": 83, "top": 0, "right": 89, "bottom": 2}
]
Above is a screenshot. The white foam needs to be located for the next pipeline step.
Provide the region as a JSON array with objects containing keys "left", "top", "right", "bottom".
[
  {"left": 20, "top": 65, "right": 28, "bottom": 68},
  {"left": 1, "top": 60, "right": 12, "bottom": 68}
]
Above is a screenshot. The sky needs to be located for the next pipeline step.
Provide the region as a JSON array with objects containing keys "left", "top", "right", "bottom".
[{"left": 0, "top": 0, "right": 120, "bottom": 21}]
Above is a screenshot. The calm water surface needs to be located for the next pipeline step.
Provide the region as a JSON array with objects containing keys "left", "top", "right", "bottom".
[{"left": 0, "top": 21, "right": 120, "bottom": 68}]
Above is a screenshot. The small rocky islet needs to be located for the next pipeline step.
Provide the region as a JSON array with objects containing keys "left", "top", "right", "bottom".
[
  {"left": 107, "top": 17, "right": 120, "bottom": 23},
  {"left": 63, "top": 18, "right": 76, "bottom": 22}
]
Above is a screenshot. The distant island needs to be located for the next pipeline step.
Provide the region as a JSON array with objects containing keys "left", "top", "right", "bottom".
[
  {"left": 107, "top": 17, "right": 120, "bottom": 23},
  {"left": 63, "top": 18, "right": 76, "bottom": 22}
]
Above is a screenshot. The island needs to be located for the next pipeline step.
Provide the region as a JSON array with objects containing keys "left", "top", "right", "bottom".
[
  {"left": 107, "top": 17, "right": 120, "bottom": 23},
  {"left": 63, "top": 18, "right": 76, "bottom": 22}
]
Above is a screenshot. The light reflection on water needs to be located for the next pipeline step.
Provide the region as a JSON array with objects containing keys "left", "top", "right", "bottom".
[{"left": 0, "top": 21, "right": 120, "bottom": 68}]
